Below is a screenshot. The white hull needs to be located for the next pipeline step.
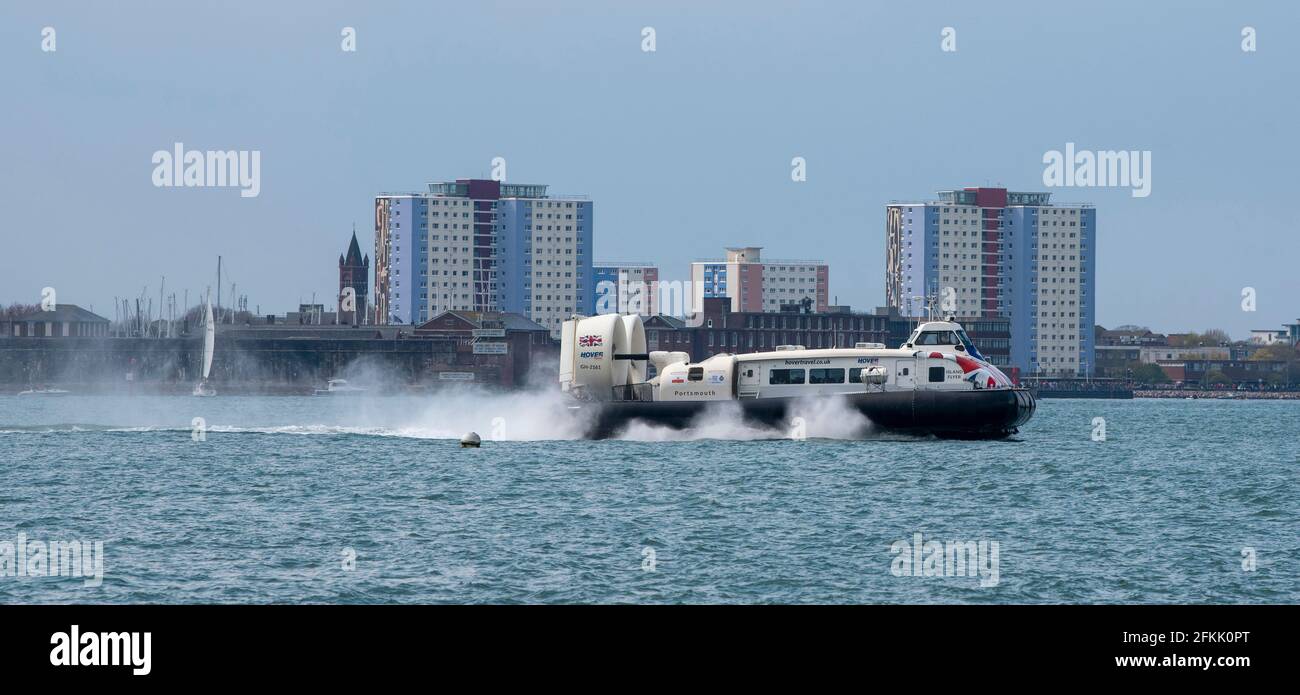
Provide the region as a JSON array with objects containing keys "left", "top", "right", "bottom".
[{"left": 313, "top": 379, "right": 365, "bottom": 396}]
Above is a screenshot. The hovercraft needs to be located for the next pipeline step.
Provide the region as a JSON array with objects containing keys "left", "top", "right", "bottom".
[{"left": 559, "top": 314, "right": 1035, "bottom": 439}]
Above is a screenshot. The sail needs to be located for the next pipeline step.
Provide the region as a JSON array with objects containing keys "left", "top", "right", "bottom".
[{"left": 202, "top": 301, "right": 215, "bottom": 380}]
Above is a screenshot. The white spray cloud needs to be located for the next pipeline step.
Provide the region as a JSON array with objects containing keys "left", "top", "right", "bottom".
[
  {"left": 343, "top": 386, "right": 593, "bottom": 441},
  {"left": 613, "top": 395, "right": 871, "bottom": 442}
]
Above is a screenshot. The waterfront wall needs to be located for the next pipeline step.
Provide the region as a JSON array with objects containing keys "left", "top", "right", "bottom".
[
  {"left": 1133, "top": 389, "right": 1300, "bottom": 400},
  {"left": 0, "top": 334, "right": 557, "bottom": 393}
]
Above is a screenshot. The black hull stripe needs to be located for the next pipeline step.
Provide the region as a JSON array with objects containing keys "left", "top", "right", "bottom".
[{"left": 575, "top": 388, "right": 1037, "bottom": 440}]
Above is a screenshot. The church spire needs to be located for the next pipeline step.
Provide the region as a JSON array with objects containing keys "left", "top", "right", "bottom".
[{"left": 344, "top": 225, "right": 364, "bottom": 266}]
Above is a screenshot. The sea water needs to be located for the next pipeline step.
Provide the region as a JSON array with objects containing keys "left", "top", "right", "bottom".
[{"left": 0, "top": 393, "right": 1295, "bottom": 603}]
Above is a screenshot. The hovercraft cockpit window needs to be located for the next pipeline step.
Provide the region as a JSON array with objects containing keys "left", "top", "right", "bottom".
[
  {"left": 914, "top": 331, "right": 958, "bottom": 346},
  {"left": 955, "top": 329, "right": 981, "bottom": 356}
]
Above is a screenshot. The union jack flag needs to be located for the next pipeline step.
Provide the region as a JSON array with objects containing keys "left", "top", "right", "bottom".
[{"left": 579, "top": 335, "right": 603, "bottom": 347}]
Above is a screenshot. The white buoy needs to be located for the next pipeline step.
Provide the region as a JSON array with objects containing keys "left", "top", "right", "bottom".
[{"left": 460, "top": 432, "right": 481, "bottom": 448}]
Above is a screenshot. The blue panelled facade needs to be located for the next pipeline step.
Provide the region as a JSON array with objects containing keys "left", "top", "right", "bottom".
[{"left": 700, "top": 263, "right": 728, "bottom": 299}]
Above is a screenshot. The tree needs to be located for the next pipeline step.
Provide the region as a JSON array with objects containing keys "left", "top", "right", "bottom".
[
  {"left": 1252, "top": 344, "right": 1297, "bottom": 361},
  {"left": 1177, "top": 328, "right": 1232, "bottom": 346},
  {"left": 1127, "top": 362, "right": 1169, "bottom": 384},
  {"left": 1204, "top": 370, "right": 1231, "bottom": 386},
  {"left": 1201, "top": 328, "right": 1232, "bottom": 345},
  {"left": 2, "top": 303, "right": 41, "bottom": 319}
]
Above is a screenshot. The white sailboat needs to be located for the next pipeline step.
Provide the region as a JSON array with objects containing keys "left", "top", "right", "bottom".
[
  {"left": 193, "top": 300, "right": 216, "bottom": 397},
  {"left": 17, "top": 387, "right": 71, "bottom": 396}
]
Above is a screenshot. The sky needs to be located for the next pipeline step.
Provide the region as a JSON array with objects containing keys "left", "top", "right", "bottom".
[{"left": 1, "top": 0, "right": 1297, "bottom": 337}]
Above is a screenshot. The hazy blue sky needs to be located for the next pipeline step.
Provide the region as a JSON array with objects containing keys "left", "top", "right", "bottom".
[{"left": 2, "top": 1, "right": 1297, "bottom": 336}]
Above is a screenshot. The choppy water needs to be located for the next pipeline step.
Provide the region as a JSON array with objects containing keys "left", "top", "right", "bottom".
[{"left": 0, "top": 391, "right": 1296, "bottom": 603}]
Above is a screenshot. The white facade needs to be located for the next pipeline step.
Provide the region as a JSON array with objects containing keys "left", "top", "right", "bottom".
[
  {"left": 759, "top": 262, "right": 824, "bottom": 311},
  {"left": 521, "top": 198, "right": 588, "bottom": 335},
  {"left": 1140, "top": 345, "right": 1230, "bottom": 364},
  {"left": 933, "top": 206, "right": 985, "bottom": 316},
  {"left": 1250, "top": 329, "right": 1287, "bottom": 345},
  {"left": 1030, "top": 206, "right": 1086, "bottom": 374},
  {"left": 689, "top": 247, "right": 828, "bottom": 314},
  {"left": 425, "top": 196, "right": 478, "bottom": 316}
]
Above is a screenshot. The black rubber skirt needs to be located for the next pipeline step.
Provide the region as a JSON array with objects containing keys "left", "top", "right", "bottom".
[{"left": 571, "top": 388, "right": 1036, "bottom": 440}]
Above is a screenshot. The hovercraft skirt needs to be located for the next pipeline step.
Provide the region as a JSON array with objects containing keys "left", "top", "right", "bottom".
[{"left": 578, "top": 388, "right": 1036, "bottom": 439}]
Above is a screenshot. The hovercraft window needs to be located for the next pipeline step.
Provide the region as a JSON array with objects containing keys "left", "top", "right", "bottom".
[
  {"left": 915, "top": 331, "right": 958, "bottom": 346},
  {"left": 688, "top": 367, "right": 704, "bottom": 382},
  {"left": 809, "top": 368, "right": 845, "bottom": 384},
  {"left": 769, "top": 368, "right": 806, "bottom": 385},
  {"left": 928, "top": 366, "right": 946, "bottom": 383}
]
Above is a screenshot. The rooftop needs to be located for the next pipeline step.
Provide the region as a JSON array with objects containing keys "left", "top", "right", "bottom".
[
  {"left": 693, "top": 258, "right": 826, "bottom": 265},
  {"left": 889, "top": 186, "right": 1094, "bottom": 208},
  {"left": 377, "top": 179, "right": 589, "bottom": 201},
  {"left": 417, "top": 310, "right": 548, "bottom": 333},
  {"left": 595, "top": 261, "right": 657, "bottom": 268},
  {"left": 1, "top": 304, "right": 109, "bottom": 323}
]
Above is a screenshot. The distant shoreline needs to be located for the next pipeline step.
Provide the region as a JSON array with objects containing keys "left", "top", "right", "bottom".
[{"left": 1134, "top": 390, "right": 1300, "bottom": 400}]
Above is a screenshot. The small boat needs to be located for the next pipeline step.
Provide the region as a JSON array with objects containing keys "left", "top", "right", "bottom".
[
  {"left": 18, "top": 387, "right": 70, "bottom": 396},
  {"left": 559, "top": 313, "right": 1035, "bottom": 439},
  {"left": 313, "top": 378, "right": 366, "bottom": 396},
  {"left": 193, "top": 299, "right": 216, "bottom": 397}
]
